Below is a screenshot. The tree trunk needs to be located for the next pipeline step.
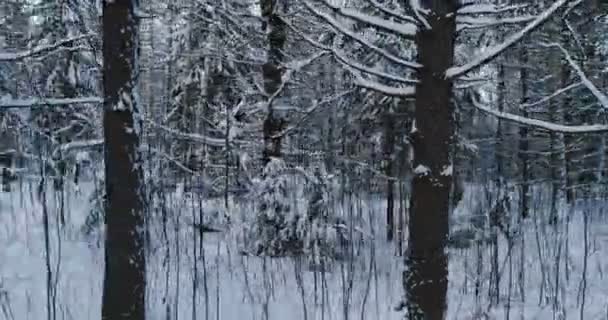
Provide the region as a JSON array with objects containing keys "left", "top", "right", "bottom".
[
  {"left": 261, "top": 0, "right": 287, "bottom": 164},
  {"left": 519, "top": 44, "right": 530, "bottom": 219},
  {"left": 405, "top": 1, "right": 456, "bottom": 319},
  {"left": 383, "top": 113, "right": 395, "bottom": 242},
  {"left": 101, "top": 1, "right": 146, "bottom": 320},
  {"left": 561, "top": 22, "right": 575, "bottom": 204}
]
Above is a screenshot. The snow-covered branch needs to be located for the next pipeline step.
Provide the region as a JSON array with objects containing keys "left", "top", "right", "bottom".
[
  {"left": 368, "top": 0, "right": 418, "bottom": 24},
  {"left": 355, "top": 75, "right": 415, "bottom": 97},
  {"left": 0, "top": 34, "right": 94, "bottom": 62},
  {"left": 314, "top": 0, "right": 417, "bottom": 38},
  {"left": 141, "top": 117, "right": 232, "bottom": 147},
  {"left": 302, "top": 1, "right": 420, "bottom": 70},
  {"left": 457, "top": 15, "right": 536, "bottom": 31},
  {"left": 473, "top": 96, "right": 608, "bottom": 134},
  {"left": 543, "top": 42, "right": 608, "bottom": 109},
  {"left": 53, "top": 139, "right": 104, "bottom": 158},
  {"left": 447, "top": 0, "right": 573, "bottom": 79},
  {"left": 285, "top": 21, "right": 418, "bottom": 85},
  {"left": 0, "top": 96, "right": 103, "bottom": 110},
  {"left": 457, "top": 3, "right": 528, "bottom": 15}
]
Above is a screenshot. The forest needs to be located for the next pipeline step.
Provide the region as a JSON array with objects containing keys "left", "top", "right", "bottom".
[{"left": 1, "top": 0, "right": 608, "bottom": 319}]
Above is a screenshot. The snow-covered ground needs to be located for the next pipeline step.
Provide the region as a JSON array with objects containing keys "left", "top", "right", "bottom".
[{"left": 1, "top": 181, "right": 607, "bottom": 320}]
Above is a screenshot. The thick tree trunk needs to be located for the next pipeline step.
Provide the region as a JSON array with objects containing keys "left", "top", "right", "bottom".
[
  {"left": 101, "top": 1, "right": 146, "bottom": 320},
  {"left": 405, "top": 1, "right": 456, "bottom": 319},
  {"left": 261, "top": 0, "right": 287, "bottom": 164}
]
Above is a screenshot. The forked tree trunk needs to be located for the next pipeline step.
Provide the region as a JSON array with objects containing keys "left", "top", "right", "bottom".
[
  {"left": 405, "top": 1, "right": 457, "bottom": 319},
  {"left": 101, "top": 1, "right": 146, "bottom": 319}
]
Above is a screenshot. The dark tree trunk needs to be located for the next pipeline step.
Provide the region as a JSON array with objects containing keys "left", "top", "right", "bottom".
[
  {"left": 261, "top": 0, "right": 287, "bottom": 164},
  {"left": 383, "top": 113, "right": 395, "bottom": 242},
  {"left": 519, "top": 44, "right": 530, "bottom": 219},
  {"left": 405, "top": 1, "right": 457, "bottom": 319},
  {"left": 101, "top": 1, "right": 146, "bottom": 320},
  {"left": 560, "top": 22, "right": 575, "bottom": 204}
]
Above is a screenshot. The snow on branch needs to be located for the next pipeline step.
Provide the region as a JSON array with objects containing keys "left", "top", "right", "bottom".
[
  {"left": 284, "top": 21, "right": 418, "bottom": 85},
  {"left": 53, "top": 139, "right": 104, "bottom": 158},
  {"left": 141, "top": 117, "right": 232, "bottom": 147},
  {"left": 446, "top": 0, "right": 572, "bottom": 79},
  {"left": 520, "top": 81, "right": 582, "bottom": 108},
  {"left": 315, "top": 0, "right": 417, "bottom": 38},
  {"left": 302, "top": 1, "right": 421, "bottom": 70},
  {"left": 472, "top": 96, "right": 608, "bottom": 134},
  {"left": 0, "top": 96, "right": 103, "bottom": 110},
  {"left": 543, "top": 42, "right": 608, "bottom": 109},
  {"left": 457, "top": 3, "right": 528, "bottom": 15},
  {"left": 368, "top": 0, "right": 418, "bottom": 24},
  {"left": 457, "top": 15, "right": 536, "bottom": 31},
  {"left": 355, "top": 75, "right": 415, "bottom": 97},
  {"left": 0, "top": 34, "right": 94, "bottom": 62}
]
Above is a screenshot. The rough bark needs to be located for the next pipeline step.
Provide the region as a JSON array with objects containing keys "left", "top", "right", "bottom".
[
  {"left": 405, "top": 1, "right": 457, "bottom": 319},
  {"left": 101, "top": 1, "right": 146, "bottom": 320}
]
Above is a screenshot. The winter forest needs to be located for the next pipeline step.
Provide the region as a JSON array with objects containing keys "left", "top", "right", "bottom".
[{"left": 1, "top": 0, "right": 608, "bottom": 319}]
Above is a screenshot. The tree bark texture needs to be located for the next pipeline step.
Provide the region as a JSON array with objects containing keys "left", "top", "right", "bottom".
[
  {"left": 101, "top": 1, "right": 146, "bottom": 319},
  {"left": 405, "top": 1, "right": 457, "bottom": 319}
]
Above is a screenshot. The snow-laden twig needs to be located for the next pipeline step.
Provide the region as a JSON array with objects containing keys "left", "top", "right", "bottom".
[
  {"left": 264, "top": 51, "right": 328, "bottom": 110},
  {"left": 315, "top": 0, "right": 417, "bottom": 38},
  {"left": 0, "top": 33, "right": 94, "bottom": 62},
  {"left": 0, "top": 96, "right": 103, "bottom": 110},
  {"left": 472, "top": 96, "right": 608, "bottom": 134},
  {"left": 409, "top": 0, "right": 431, "bottom": 30},
  {"left": 457, "top": 15, "right": 536, "bottom": 31},
  {"left": 53, "top": 139, "right": 104, "bottom": 158},
  {"left": 302, "top": 1, "right": 420, "bottom": 70},
  {"left": 140, "top": 117, "right": 233, "bottom": 147},
  {"left": 542, "top": 42, "right": 608, "bottom": 109},
  {"left": 520, "top": 81, "right": 582, "bottom": 108},
  {"left": 457, "top": 3, "right": 529, "bottom": 15},
  {"left": 368, "top": 0, "right": 418, "bottom": 24},
  {"left": 284, "top": 20, "right": 417, "bottom": 85},
  {"left": 447, "top": 0, "right": 573, "bottom": 79},
  {"left": 355, "top": 75, "right": 415, "bottom": 97}
]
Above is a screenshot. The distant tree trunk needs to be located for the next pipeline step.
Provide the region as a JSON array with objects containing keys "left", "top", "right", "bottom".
[
  {"left": 519, "top": 44, "right": 530, "bottom": 219},
  {"left": 261, "top": 0, "right": 287, "bottom": 164},
  {"left": 101, "top": 1, "right": 146, "bottom": 320},
  {"left": 405, "top": 1, "right": 456, "bottom": 319},
  {"left": 548, "top": 20, "right": 563, "bottom": 224},
  {"left": 561, "top": 22, "right": 575, "bottom": 204},
  {"left": 383, "top": 112, "right": 395, "bottom": 242}
]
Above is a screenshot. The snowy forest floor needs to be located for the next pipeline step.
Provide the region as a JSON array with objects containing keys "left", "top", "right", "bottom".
[{"left": 1, "top": 180, "right": 608, "bottom": 320}]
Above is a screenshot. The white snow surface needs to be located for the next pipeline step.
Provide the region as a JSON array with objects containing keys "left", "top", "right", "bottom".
[{"left": 1, "top": 181, "right": 608, "bottom": 319}]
